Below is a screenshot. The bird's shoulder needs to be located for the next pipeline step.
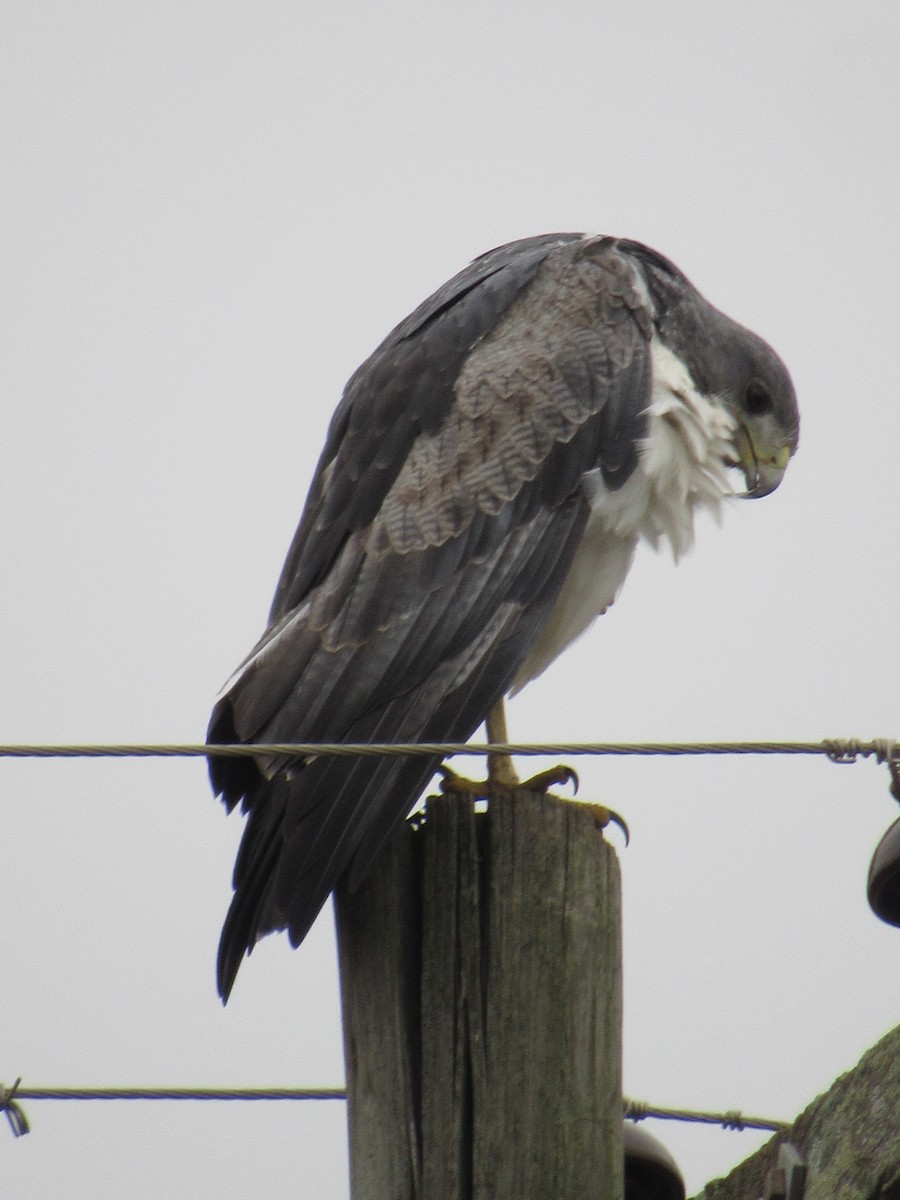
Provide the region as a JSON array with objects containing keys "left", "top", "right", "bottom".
[{"left": 271, "top": 235, "right": 655, "bottom": 618}]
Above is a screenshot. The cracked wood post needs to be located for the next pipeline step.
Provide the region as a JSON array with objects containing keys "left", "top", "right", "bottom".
[{"left": 334, "top": 787, "right": 623, "bottom": 1199}]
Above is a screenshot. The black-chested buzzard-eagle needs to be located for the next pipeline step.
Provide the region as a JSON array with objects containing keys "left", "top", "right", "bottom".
[{"left": 208, "top": 233, "right": 799, "bottom": 1000}]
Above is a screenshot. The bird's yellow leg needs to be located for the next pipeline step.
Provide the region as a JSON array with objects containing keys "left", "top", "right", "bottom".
[
  {"left": 435, "top": 698, "right": 627, "bottom": 839},
  {"left": 488, "top": 697, "right": 580, "bottom": 792},
  {"left": 486, "top": 698, "right": 519, "bottom": 788},
  {"left": 437, "top": 699, "right": 518, "bottom": 796},
  {"left": 438, "top": 698, "right": 577, "bottom": 797}
]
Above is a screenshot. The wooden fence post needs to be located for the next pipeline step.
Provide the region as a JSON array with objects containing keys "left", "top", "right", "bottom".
[{"left": 335, "top": 788, "right": 623, "bottom": 1199}]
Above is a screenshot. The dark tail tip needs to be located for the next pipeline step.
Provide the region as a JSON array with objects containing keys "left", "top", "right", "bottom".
[{"left": 217, "top": 902, "right": 250, "bottom": 1003}]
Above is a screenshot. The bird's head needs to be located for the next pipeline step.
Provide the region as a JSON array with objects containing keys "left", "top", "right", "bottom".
[
  {"left": 714, "top": 325, "right": 799, "bottom": 498},
  {"left": 624, "top": 240, "right": 800, "bottom": 498}
]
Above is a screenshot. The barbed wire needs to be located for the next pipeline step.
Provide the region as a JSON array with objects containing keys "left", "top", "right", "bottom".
[
  {"left": 2, "top": 1081, "right": 788, "bottom": 1138},
  {"left": 623, "top": 1097, "right": 788, "bottom": 1133}
]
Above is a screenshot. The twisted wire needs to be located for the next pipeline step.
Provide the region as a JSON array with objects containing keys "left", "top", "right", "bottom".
[
  {"left": 5, "top": 1082, "right": 788, "bottom": 1137},
  {"left": 623, "top": 1096, "right": 788, "bottom": 1133},
  {"left": 0, "top": 736, "right": 894, "bottom": 763}
]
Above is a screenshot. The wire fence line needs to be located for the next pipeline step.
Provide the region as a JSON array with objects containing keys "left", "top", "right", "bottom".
[
  {"left": 1, "top": 1081, "right": 787, "bottom": 1138},
  {"left": 0, "top": 735, "right": 895, "bottom": 763},
  {"left": 1, "top": 737, "right": 891, "bottom": 1139},
  {"left": 623, "top": 1098, "right": 788, "bottom": 1133},
  {"left": 5, "top": 736, "right": 886, "bottom": 862},
  {"left": 13, "top": 1085, "right": 345, "bottom": 1104},
  {"left": 1, "top": 737, "right": 897, "bottom": 798}
]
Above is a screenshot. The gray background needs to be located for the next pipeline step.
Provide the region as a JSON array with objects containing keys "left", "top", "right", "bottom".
[{"left": 3, "top": 2, "right": 898, "bottom": 1196}]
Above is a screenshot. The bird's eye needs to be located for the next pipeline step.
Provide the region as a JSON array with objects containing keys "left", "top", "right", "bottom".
[{"left": 745, "top": 380, "right": 772, "bottom": 415}]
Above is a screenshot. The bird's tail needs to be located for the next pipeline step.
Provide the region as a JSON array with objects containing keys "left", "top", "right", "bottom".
[{"left": 216, "top": 785, "right": 285, "bottom": 1002}]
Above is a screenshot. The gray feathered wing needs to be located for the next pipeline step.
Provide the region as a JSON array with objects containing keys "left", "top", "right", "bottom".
[{"left": 208, "top": 234, "right": 652, "bottom": 1000}]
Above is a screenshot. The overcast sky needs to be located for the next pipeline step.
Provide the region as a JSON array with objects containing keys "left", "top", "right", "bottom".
[{"left": 3, "top": 2, "right": 899, "bottom": 1196}]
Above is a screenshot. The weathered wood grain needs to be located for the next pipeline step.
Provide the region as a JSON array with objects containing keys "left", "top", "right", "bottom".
[{"left": 336, "top": 788, "right": 622, "bottom": 1199}]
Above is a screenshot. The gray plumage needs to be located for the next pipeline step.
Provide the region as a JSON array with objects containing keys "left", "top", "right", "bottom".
[{"left": 209, "top": 233, "right": 799, "bottom": 1000}]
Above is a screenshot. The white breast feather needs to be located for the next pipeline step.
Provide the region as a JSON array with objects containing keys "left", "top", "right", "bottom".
[{"left": 511, "top": 340, "right": 736, "bottom": 692}]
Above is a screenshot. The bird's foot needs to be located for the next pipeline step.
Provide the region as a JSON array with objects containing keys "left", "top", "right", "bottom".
[
  {"left": 519, "top": 764, "right": 579, "bottom": 794},
  {"left": 438, "top": 762, "right": 578, "bottom": 799},
  {"left": 437, "top": 765, "right": 493, "bottom": 799},
  {"left": 582, "top": 800, "right": 630, "bottom": 845},
  {"left": 433, "top": 767, "right": 628, "bottom": 842}
]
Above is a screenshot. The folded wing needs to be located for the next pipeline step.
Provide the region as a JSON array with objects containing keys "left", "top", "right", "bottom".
[{"left": 208, "top": 234, "right": 653, "bottom": 1000}]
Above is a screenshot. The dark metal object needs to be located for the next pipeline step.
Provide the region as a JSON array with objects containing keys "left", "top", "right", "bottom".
[
  {"left": 868, "top": 817, "right": 900, "bottom": 926},
  {"left": 624, "top": 1121, "right": 686, "bottom": 1200},
  {"left": 759, "top": 1142, "right": 807, "bottom": 1200}
]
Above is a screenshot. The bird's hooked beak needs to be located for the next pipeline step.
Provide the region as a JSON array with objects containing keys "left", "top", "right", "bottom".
[{"left": 731, "top": 422, "right": 793, "bottom": 498}]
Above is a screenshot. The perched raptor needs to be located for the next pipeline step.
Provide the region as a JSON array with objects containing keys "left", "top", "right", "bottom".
[{"left": 208, "top": 233, "right": 799, "bottom": 1000}]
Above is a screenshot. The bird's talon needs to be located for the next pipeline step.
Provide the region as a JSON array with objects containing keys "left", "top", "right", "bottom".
[
  {"left": 583, "top": 802, "right": 630, "bottom": 845},
  {"left": 438, "top": 764, "right": 490, "bottom": 798},
  {"left": 519, "top": 764, "right": 579, "bottom": 795}
]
